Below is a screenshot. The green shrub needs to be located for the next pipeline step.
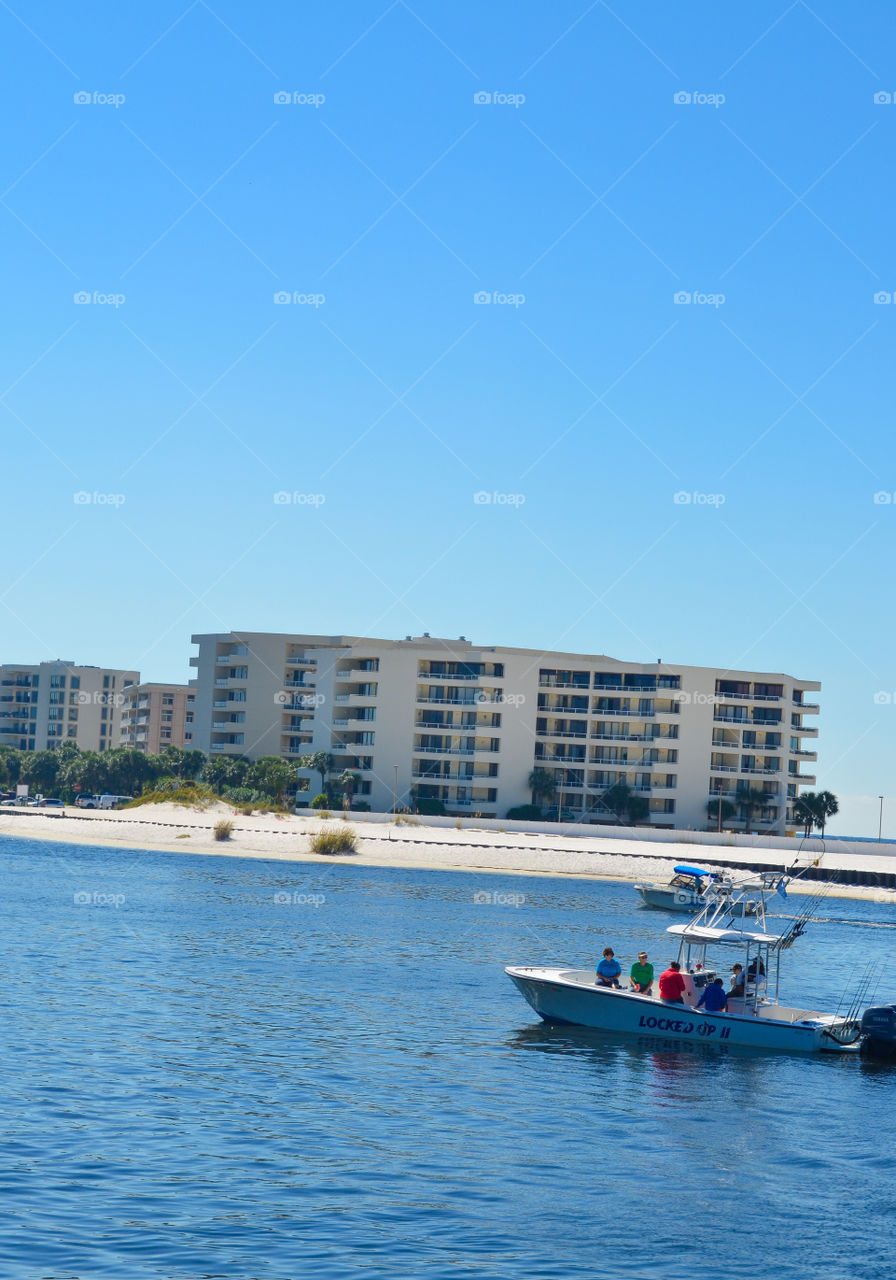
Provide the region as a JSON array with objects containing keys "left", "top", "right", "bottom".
[
  {"left": 310, "top": 826, "right": 357, "bottom": 855},
  {"left": 214, "top": 819, "right": 233, "bottom": 841},
  {"left": 310, "top": 793, "right": 330, "bottom": 810},
  {"left": 506, "top": 804, "right": 543, "bottom": 821},
  {"left": 412, "top": 797, "right": 446, "bottom": 816}
]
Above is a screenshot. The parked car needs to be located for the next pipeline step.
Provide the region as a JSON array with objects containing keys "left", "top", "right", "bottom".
[
  {"left": 74, "top": 795, "right": 98, "bottom": 809},
  {"left": 38, "top": 798, "right": 65, "bottom": 808}
]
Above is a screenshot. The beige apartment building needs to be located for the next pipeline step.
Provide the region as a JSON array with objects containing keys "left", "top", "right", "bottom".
[
  {"left": 119, "top": 683, "right": 196, "bottom": 753},
  {"left": 0, "top": 661, "right": 139, "bottom": 752},
  {"left": 190, "top": 632, "right": 820, "bottom": 832}
]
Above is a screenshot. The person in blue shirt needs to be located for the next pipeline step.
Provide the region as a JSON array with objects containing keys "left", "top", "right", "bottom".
[
  {"left": 596, "top": 947, "right": 622, "bottom": 988},
  {"left": 697, "top": 978, "right": 728, "bottom": 1013}
]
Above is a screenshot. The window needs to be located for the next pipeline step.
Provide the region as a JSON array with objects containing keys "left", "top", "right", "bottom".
[
  {"left": 103, "top": 675, "right": 109, "bottom": 689},
  {"left": 67, "top": 726, "right": 77, "bottom": 737},
  {"left": 70, "top": 676, "right": 80, "bottom": 690},
  {"left": 162, "top": 696, "right": 174, "bottom": 706},
  {"left": 186, "top": 712, "right": 194, "bottom": 724},
  {"left": 50, "top": 674, "right": 66, "bottom": 688}
]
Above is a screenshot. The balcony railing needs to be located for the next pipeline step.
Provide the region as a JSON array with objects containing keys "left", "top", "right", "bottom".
[
  {"left": 416, "top": 695, "right": 480, "bottom": 706},
  {"left": 714, "top": 691, "right": 782, "bottom": 702}
]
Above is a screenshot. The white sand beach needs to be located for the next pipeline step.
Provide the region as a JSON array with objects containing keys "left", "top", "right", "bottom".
[{"left": 1, "top": 802, "right": 895, "bottom": 902}]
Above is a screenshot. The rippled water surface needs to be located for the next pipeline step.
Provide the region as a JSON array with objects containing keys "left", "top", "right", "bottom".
[{"left": 3, "top": 834, "right": 896, "bottom": 1279}]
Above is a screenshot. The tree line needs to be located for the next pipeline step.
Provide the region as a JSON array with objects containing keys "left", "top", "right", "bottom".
[{"left": 0, "top": 743, "right": 300, "bottom": 806}]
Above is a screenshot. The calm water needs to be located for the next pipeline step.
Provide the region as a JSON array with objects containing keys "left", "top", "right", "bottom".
[{"left": 3, "top": 834, "right": 896, "bottom": 1280}]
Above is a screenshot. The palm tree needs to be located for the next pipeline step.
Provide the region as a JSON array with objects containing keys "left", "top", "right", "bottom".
[
  {"left": 735, "top": 785, "right": 773, "bottom": 835},
  {"left": 601, "top": 782, "right": 633, "bottom": 822},
  {"left": 625, "top": 794, "right": 650, "bottom": 825},
  {"left": 337, "top": 769, "right": 360, "bottom": 808},
  {"left": 706, "top": 797, "right": 736, "bottom": 830},
  {"left": 299, "top": 751, "right": 334, "bottom": 800},
  {"left": 793, "top": 791, "right": 820, "bottom": 839},
  {"left": 815, "top": 790, "right": 839, "bottom": 836},
  {"left": 527, "top": 768, "right": 556, "bottom": 809}
]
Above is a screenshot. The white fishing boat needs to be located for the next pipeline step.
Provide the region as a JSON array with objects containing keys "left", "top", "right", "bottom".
[
  {"left": 506, "top": 878, "right": 866, "bottom": 1055},
  {"left": 633, "top": 864, "right": 761, "bottom": 915}
]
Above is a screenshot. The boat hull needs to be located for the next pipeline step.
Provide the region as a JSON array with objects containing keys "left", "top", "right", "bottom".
[
  {"left": 506, "top": 966, "right": 855, "bottom": 1054},
  {"left": 635, "top": 886, "right": 755, "bottom": 915}
]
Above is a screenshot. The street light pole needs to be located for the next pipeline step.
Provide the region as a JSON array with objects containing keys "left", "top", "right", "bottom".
[{"left": 879, "top": 795, "right": 884, "bottom": 842}]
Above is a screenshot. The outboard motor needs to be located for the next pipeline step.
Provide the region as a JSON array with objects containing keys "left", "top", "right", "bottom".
[{"left": 860, "top": 1005, "right": 896, "bottom": 1059}]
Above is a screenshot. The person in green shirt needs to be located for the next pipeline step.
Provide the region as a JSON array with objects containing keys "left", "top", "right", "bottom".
[{"left": 629, "top": 951, "right": 654, "bottom": 995}]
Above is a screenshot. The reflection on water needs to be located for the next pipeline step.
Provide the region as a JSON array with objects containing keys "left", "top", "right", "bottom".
[{"left": 1, "top": 834, "right": 895, "bottom": 1280}]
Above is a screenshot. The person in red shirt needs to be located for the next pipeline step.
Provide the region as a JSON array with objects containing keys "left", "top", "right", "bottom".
[{"left": 658, "top": 961, "right": 687, "bottom": 1004}]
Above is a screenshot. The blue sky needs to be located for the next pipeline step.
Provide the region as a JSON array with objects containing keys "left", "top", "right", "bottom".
[{"left": 1, "top": 2, "right": 894, "bottom": 834}]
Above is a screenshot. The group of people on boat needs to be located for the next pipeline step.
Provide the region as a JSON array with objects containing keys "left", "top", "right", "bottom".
[{"left": 596, "top": 946, "right": 765, "bottom": 1011}]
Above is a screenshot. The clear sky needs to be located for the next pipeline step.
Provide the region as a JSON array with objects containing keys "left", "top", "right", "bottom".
[{"left": 1, "top": 3, "right": 894, "bottom": 835}]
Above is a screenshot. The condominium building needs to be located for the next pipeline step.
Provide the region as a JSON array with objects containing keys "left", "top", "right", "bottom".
[
  {"left": 190, "top": 632, "right": 820, "bottom": 833},
  {"left": 119, "top": 683, "right": 196, "bottom": 753},
  {"left": 0, "top": 661, "right": 139, "bottom": 752}
]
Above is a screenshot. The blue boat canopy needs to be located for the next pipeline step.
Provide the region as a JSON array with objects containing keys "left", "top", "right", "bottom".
[{"left": 673, "top": 864, "right": 712, "bottom": 878}]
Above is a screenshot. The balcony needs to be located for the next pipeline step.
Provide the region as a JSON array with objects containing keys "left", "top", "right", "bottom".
[
  {"left": 591, "top": 756, "right": 653, "bottom": 767},
  {"left": 286, "top": 657, "right": 316, "bottom": 667},
  {"left": 714, "top": 691, "right": 782, "bottom": 703},
  {"left": 538, "top": 701, "right": 590, "bottom": 715},
  {"left": 592, "top": 706, "right": 649, "bottom": 717},
  {"left": 791, "top": 773, "right": 817, "bottom": 786},
  {"left": 284, "top": 679, "right": 315, "bottom": 689},
  {"left": 793, "top": 699, "right": 820, "bottom": 713},
  {"left": 536, "top": 729, "right": 588, "bottom": 741},
  {"left": 416, "top": 694, "right": 480, "bottom": 707},
  {"left": 791, "top": 724, "right": 818, "bottom": 737}
]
